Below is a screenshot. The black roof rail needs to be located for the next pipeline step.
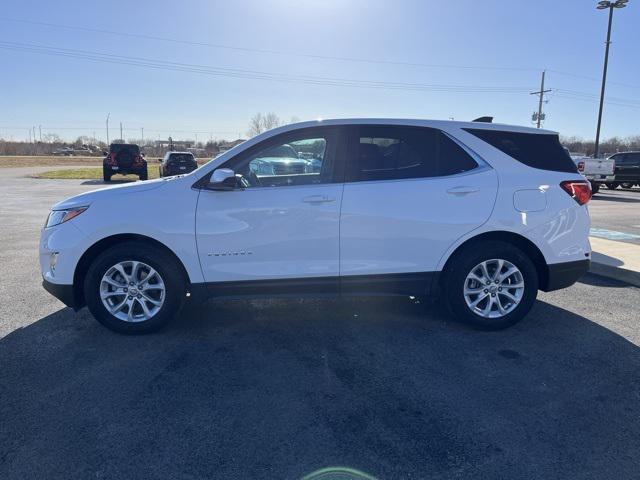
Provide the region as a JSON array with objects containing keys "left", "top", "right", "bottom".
[{"left": 472, "top": 116, "right": 493, "bottom": 123}]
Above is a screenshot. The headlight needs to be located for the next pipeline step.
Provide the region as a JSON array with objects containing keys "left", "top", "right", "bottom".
[{"left": 45, "top": 206, "right": 88, "bottom": 228}]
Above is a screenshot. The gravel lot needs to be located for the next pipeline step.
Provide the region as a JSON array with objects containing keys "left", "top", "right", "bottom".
[{"left": 1, "top": 167, "right": 639, "bottom": 479}]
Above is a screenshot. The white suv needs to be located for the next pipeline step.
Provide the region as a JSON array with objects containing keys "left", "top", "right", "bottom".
[{"left": 41, "top": 119, "right": 592, "bottom": 333}]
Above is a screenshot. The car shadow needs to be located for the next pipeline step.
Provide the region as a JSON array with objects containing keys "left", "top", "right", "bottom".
[
  {"left": 1, "top": 296, "right": 638, "bottom": 479},
  {"left": 81, "top": 178, "right": 137, "bottom": 185},
  {"left": 578, "top": 271, "right": 630, "bottom": 288}
]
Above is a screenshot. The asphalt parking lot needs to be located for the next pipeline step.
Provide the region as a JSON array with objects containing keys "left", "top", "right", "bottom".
[
  {"left": 590, "top": 187, "right": 640, "bottom": 244},
  {"left": 1, "top": 167, "right": 639, "bottom": 479}
]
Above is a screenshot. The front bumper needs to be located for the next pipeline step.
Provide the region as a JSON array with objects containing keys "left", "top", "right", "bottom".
[
  {"left": 543, "top": 259, "right": 590, "bottom": 291},
  {"left": 42, "top": 278, "right": 76, "bottom": 308}
]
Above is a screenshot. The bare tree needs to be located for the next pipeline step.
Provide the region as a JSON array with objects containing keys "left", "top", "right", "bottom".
[
  {"left": 247, "top": 112, "right": 282, "bottom": 137},
  {"left": 263, "top": 112, "right": 281, "bottom": 130},
  {"left": 247, "top": 113, "right": 264, "bottom": 137}
]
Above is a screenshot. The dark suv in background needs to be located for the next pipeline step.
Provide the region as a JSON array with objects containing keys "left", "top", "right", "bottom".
[
  {"left": 606, "top": 151, "right": 640, "bottom": 189},
  {"left": 158, "top": 151, "right": 198, "bottom": 177},
  {"left": 103, "top": 143, "right": 148, "bottom": 182}
]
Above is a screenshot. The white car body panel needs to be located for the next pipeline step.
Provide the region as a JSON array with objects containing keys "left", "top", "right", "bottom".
[
  {"left": 195, "top": 183, "right": 343, "bottom": 282},
  {"left": 340, "top": 167, "right": 498, "bottom": 275}
]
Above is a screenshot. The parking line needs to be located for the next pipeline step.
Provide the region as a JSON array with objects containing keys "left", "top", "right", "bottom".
[{"left": 590, "top": 228, "right": 640, "bottom": 241}]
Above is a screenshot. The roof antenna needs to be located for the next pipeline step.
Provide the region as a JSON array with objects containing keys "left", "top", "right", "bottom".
[{"left": 472, "top": 116, "right": 493, "bottom": 123}]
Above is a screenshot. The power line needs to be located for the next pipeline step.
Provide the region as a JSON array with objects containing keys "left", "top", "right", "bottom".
[
  {"left": 0, "top": 17, "right": 541, "bottom": 74},
  {"left": 0, "top": 40, "right": 536, "bottom": 94},
  {"left": 3, "top": 16, "right": 639, "bottom": 91}
]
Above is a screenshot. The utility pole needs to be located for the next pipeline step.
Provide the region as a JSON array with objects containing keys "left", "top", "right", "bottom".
[
  {"left": 120, "top": 122, "right": 123, "bottom": 141},
  {"left": 39, "top": 125, "right": 42, "bottom": 142},
  {"left": 141, "top": 127, "right": 144, "bottom": 144},
  {"left": 106, "top": 113, "right": 110, "bottom": 145},
  {"left": 28, "top": 129, "right": 31, "bottom": 143},
  {"left": 594, "top": 0, "right": 628, "bottom": 158},
  {"left": 530, "top": 71, "right": 551, "bottom": 128}
]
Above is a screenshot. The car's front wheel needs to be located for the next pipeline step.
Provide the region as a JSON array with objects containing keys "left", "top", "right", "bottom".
[
  {"left": 443, "top": 241, "right": 538, "bottom": 330},
  {"left": 84, "top": 242, "right": 186, "bottom": 334}
]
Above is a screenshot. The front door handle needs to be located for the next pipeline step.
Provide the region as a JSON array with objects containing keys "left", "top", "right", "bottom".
[
  {"left": 447, "top": 186, "right": 479, "bottom": 196},
  {"left": 302, "top": 195, "right": 334, "bottom": 204}
]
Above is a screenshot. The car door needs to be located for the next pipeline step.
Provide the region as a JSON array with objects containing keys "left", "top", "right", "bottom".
[
  {"left": 613, "top": 154, "right": 628, "bottom": 180},
  {"left": 617, "top": 153, "right": 640, "bottom": 182},
  {"left": 339, "top": 125, "right": 498, "bottom": 293},
  {"left": 195, "top": 126, "right": 345, "bottom": 293}
]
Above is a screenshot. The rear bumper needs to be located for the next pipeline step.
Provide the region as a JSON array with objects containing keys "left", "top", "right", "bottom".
[
  {"left": 543, "top": 259, "right": 590, "bottom": 291},
  {"left": 104, "top": 164, "right": 147, "bottom": 174},
  {"left": 42, "top": 278, "right": 76, "bottom": 309},
  {"left": 586, "top": 175, "right": 614, "bottom": 182},
  {"left": 163, "top": 165, "right": 197, "bottom": 176}
]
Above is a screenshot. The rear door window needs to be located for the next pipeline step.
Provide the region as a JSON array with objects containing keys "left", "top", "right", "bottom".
[
  {"left": 348, "top": 125, "right": 478, "bottom": 182},
  {"left": 464, "top": 129, "right": 577, "bottom": 173}
]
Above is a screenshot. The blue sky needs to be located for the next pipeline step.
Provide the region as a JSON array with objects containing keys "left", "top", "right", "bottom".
[{"left": 1, "top": 0, "right": 639, "bottom": 142}]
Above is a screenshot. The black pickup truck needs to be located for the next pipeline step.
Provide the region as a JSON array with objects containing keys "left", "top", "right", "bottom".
[{"left": 606, "top": 151, "right": 640, "bottom": 189}]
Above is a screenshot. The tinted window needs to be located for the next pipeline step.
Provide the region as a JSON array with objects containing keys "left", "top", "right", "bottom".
[
  {"left": 350, "top": 126, "right": 477, "bottom": 182},
  {"left": 169, "top": 153, "right": 195, "bottom": 162},
  {"left": 110, "top": 144, "right": 140, "bottom": 155},
  {"left": 629, "top": 153, "right": 640, "bottom": 165},
  {"left": 464, "top": 128, "right": 577, "bottom": 173}
]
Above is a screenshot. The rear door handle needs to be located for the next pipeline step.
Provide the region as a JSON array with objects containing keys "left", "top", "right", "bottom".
[
  {"left": 447, "top": 186, "right": 479, "bottom": 196},
  {"left": 302, "top": 195, "right": 334, "bottom": 204}
]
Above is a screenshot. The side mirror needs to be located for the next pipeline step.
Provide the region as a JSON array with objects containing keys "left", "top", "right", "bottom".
[{"left": 208, "top": 168, "right": 237, "bottom": 191}]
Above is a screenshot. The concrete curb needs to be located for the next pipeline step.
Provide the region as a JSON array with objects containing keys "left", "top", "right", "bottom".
[{"left": 589, "top": 259, "right": 640, "bottom": 288}]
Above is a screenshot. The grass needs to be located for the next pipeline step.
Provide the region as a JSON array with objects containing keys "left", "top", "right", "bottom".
[
  {"left": 0, "top": 155, "right": 102, "bottom": 168},
  {"left": 1, "top": 155, "right": 210, "bottom": 169},
  {"left": 33, "top": 167, "right": 161, "bottom": 181}
]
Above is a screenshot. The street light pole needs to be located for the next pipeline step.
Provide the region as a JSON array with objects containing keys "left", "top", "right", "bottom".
[
  {"left": 106, "top": 113, "right": 110, "bottom": 145},
  {"left": 594, "top": 0, "right": 628, "bottom": 158}
]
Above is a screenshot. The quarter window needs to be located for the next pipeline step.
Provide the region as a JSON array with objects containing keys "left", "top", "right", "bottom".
[
  {"left": 464, "top": 128, "right": 578, "bottom": 173},
  {"left": 350, "top": 126, "right": 478, "bottom": 182}
]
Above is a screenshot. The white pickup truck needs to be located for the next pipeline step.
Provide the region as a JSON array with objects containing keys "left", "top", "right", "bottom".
[{"left": 569, "top": 153, "right": 615, "bottom": 194}]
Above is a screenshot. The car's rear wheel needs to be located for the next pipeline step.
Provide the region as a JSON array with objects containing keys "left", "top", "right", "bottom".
[
  {"left": 590, "top": 182, "right": 600, "bottom": 194},
  {"left": 621, "top": 182, "right": 634, "bottom": 189},
  {"left": 139, "top": 167, "right": 148, "bottom": 181},
  {"left": 605, "top": 182, "right": 619, "bottom": 189},
  {"left": 103, "top": 169, "right": 111, "bottom": 182},
  {"left": 84, "top": 242, "right": 186, "bottom": 334},
  {"left": 443, "top": 241, "right": 538, "bottom": 330}
]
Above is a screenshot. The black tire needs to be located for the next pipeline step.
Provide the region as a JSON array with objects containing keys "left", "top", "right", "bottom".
[
  {"left": 158, "top": 166, "right": 163, "bottom": 178},
  {"left": 605, "top": 182, "right": 619, "bottom": 190},
  {"left": 139, "top": 167, "right": 148, "bottom": 181},
  {"left": 621, "top": 182, "right": 634, "bottom": 189},
  {"left": 442, "top": 241, "right": 538, "bottom": 330},
  {"left": 84, "top": 242, "right": 186, "bottom": 334},
  {"left": 103, "top": 169, "right": 111, "bottom": 182},
  {"left": 590, "top": 182, "right": 600, "bottom": 194}
]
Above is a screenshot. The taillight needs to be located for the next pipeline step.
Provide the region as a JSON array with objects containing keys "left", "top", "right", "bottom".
[
  {"left": 560, "top": 180, "right": 591, "bottom": 205},
  {"left": 107, "top": 153, "right": 117, "bottom": 166},
  {"left": 577, "top": 161, "right": 585, "bottom": 172}
]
